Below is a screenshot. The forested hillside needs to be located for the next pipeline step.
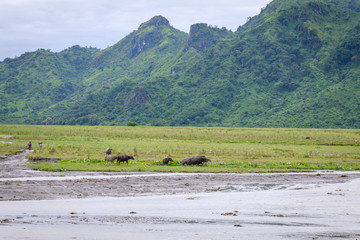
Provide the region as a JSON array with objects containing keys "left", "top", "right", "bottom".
[{"left": 1, "top": 0, "right": 359, "bottom": 128}]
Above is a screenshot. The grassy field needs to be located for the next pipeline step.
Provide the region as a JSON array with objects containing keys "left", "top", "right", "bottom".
[{"left": 1, "top": 124, "right": 359, "bottom": 173}]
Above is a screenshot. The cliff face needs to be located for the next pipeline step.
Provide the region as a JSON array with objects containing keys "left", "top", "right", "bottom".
[
  {"left": 130, "top": 16, "right": 172, "bottom": 57},
  {"left": 187, "top": 23, "right": 234, "bottom": 51}
]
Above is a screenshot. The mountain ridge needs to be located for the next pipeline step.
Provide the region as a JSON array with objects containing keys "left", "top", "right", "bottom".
[{"left": 1, "top": 0, "right": 359, "bottom": 128}]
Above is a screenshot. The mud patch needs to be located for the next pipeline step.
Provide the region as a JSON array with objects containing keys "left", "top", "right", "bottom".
[{"left": 28, "top": 156, "right": 61, "bottom": 162}]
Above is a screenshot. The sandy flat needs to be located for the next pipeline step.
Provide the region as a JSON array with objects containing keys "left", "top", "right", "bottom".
[{"left": 1, "top": 150, "right": 360, "bottom": 239}]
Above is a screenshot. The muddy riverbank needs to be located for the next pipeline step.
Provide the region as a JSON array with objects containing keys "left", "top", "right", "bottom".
[
  {"left": 1, "top": 150, "right": 360, "bottom": 201},
  {"left": 1, "top": 151, "right": 360, "bottom": 239}
]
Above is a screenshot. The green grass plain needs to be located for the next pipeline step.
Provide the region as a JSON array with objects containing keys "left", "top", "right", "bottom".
[{"left": 1, "top": 124, "right": 359, "bottom": 173}]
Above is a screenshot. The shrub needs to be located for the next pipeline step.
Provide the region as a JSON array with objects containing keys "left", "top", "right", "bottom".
[{"left": 127, "top": 122, "right": 138, "bottom": 126}]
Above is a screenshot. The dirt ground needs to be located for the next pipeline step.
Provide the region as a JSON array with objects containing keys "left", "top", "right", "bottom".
[{"left": 1, "top": 150, "right": 360, "bottom": 201}]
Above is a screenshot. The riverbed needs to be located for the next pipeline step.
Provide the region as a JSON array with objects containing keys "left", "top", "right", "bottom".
[{"left": 1, "top": 150, "right": 360, "bottom": 239}]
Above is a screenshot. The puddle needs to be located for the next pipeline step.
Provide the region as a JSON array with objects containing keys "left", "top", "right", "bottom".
[
  {"left": 207, "top": 183, "right": 322, "bottom": 193},
  {"left": 2, "top": 171, "right": 360, "bottom": 182}
]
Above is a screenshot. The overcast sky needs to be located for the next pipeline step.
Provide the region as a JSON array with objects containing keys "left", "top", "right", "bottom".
[{"left": 0, "top": 0, "right": 272, "bottom": 61}]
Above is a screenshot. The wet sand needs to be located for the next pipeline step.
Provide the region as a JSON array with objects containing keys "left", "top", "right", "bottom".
[{"left": 1, "top": 150, "right": 360, "bottom": 239}]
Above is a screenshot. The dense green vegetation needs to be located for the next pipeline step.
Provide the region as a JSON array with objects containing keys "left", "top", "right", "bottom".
[
  {"left": 1, "top": 0, "right": 359, "bottom": 128},
  {"left": 1, "top": 125, "right": 359, "bottom": 173}
]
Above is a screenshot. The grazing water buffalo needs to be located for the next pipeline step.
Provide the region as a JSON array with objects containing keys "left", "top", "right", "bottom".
[
  {"left": 105, "top": 155, "right": 117, "bottom": 164},
  {"left": 182, "top": 155, "right": 211, "bottom": 166},
  {"left": 162, "top": 157, "right": 173, "bottom": 165},
  {"left": 117, "top": 154, "right": 135, "bottom": 164},
  {"left": 105, "top": 148, "right": 112, "bottom": 155}
]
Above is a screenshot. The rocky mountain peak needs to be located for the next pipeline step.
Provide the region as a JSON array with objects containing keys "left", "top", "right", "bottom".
[
  {"left": 139, "top": 16, "right": 170, "bottom": 29},
  {"left": 148, "top": 15, "right": 170, "bottom": 26}
]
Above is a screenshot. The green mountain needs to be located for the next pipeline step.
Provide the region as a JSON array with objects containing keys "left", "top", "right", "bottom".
[
  {"left": 239, "top": 0, "right": 360, "bottom": 33},
  {"left": 1, "top": 0, "right": 359, "bottom": 128}
]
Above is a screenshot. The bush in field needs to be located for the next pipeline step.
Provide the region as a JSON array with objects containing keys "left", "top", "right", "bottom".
[{"left": 127, "top": 122, "right": 138, "bottom": 126}]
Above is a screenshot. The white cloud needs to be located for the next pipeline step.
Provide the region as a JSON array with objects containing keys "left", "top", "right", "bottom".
[{"left": 0, "top": 0, "right": 272, "bottom": 60}]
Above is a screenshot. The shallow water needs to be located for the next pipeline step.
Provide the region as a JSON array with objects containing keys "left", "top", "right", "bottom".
[
  {"left": 1, "top": 151, "right": 360, "bottom": 239},
  {"left": 1, "top": 178, "right": 359, "bottom": 240},
  {"left": 2, "top": 169, "right": 359, "bottom": 182}
]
